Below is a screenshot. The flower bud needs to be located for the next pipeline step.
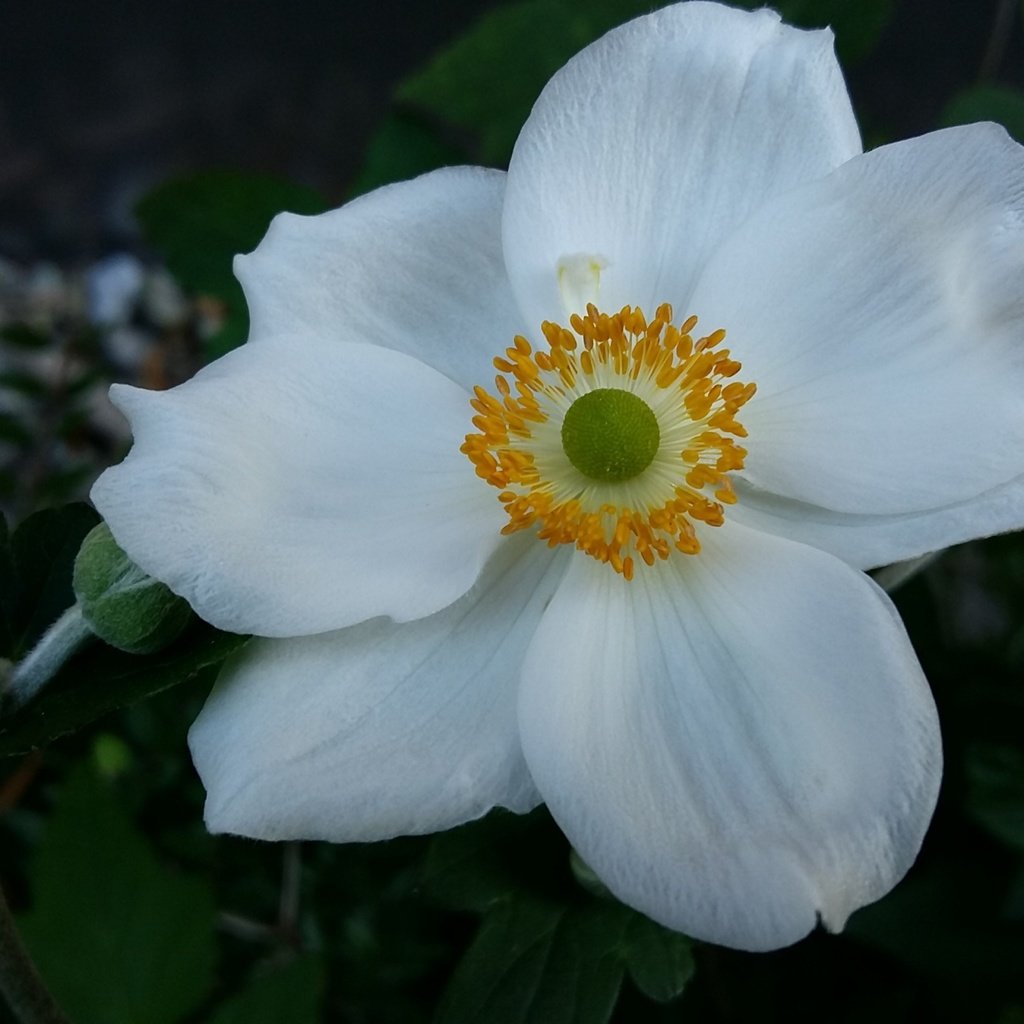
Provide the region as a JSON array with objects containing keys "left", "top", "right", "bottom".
[{"left": 73, "top": 523, "right": 191, "bottom": 654}]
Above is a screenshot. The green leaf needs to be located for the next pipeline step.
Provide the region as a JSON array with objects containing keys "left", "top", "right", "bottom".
[
  {"left": 620, "top": 914, "right": 695, "bottom": 1004},
  {"left": 965, "top": 741, "right": 1024, "bottom": 851},
  {"left": 942, "top": 84, "right": 1024, "bottom": 144},
  {"left": 763, "top": 0, "right": 895, "bottom": 64},
  {"left": 0, "top": 323, "right": 49, "bottom": 349},
  {"left": 0, "top": 410, "right": 32, "bottom": 446},
  {"left": 207, "top": 957, "right": 325, "bottom": 1024},
  {"left": 135, "top": 170, "right": 327, "bottom": 355},
  {"left": 397, "top": 0, "right": 892, "bottom": 171},
  {"left": 435, "top": 897, "right": 627, "bottom": 1024},
  {"left": 425, "top": 811, "right": 693, "bottom": 1019},
  {"left": 0, "top": 369, "right": 47, "bottom": 398},
  {"left": 422, "top": 808, "right": 568, "bottom": 913},
  {"left": 0, "top": 513, "right": 14, "bottom": 654},
  {"left": 847, "top": 853, "right": 1024, "bottom": 994},
  {"left": 18, "top": 763, "right": 217, "bottom": 1024},
  {"left": 435, "top": 885, "right": 694, "bottom": 1023},
  {"left": 352, "top": 112, "right": 467, "bottom": 196},
  {"left": 398, "top": 0, "right": 649, "bottom": 166},
  {"left": 5, "top": 503, "right": 99, "bottom": 658},
  {"left": 73, "top": 522, "right": 192, "bottom": 654},
  {"left": 0, "top": 620, "right": 248, "bottom": 755}
]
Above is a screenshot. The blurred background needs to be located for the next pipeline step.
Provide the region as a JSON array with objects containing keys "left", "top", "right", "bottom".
[
  {"left": 1, "top": 2, "right": 1024, "bottom": 1022},
  {"left": 0, "top": 0, "right": 1020, "bottom": 260}
]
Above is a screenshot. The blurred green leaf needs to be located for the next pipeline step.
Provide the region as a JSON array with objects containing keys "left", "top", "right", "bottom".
[
  {"left": 764, "top": 0, "right": 895, "bottom": 64},
  {"left": 942, "top": 84, "right": 1024, "bottom": 143},
  {"left": 4, "top": 503, "right": 99, "bottom": 659},
  {"left": 91, "top": 731, "right": 133, "bottom": 779},
  {"left": 435, "top": 893, "right": 693, "bottom": 1024},
  {"left": 19, "top": 764, "right": 217, "bottom": 1024},
  {"left": 397, "top": 0, "right": 893, "bottom": 172},
  {"left": 965, "top": 742, "right": 1024, "bottom": 851},
  {"left": 0, "top": 514, "right": 12, "bottom": 653},
  {"left": 398, "top": 0, "right": 649, "bottom": 166},
  {"left": 0, "top": 323, "right": 49, "bottom": 350},
  {"left": 427, "top": 808, "right": 694, "bottom": 1020},
  {"left": 848, "top": 853, "right": 1024, "bottom": 999},
  {"left": 208, "top": 957, "right": 325, "bottom": 1024},
  {"left": 0, "top": 411, "right": 32, "bottom": 446},
  {"left": 352, "top": 112, "right": 467, "bottom": 196},
  {"left": 136, "top": 171, "right": 327, "bottom": 356},
  {"left": 620, "top": 914, "right": 695, "bottom": 1004},
  {"left": 35, "top": 466, "right": 100, "bottom": 508},
  {"left": 422, "top": 809, "right": 565, "bottom": 913},
  {"left": 0, "top": 621, "right": 247, "bottom": 756},
  {"left": 435, "top": 897, "right": 624, "bottom": 1024},
  {"left": 0, "top": 370, "right": 47, "bottom": 398}
]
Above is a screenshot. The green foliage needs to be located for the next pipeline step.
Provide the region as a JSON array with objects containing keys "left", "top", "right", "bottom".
[
  {"left": 425, "top": 811, "right": 693, "bottom": 1024},
  {"left": 135, "top": 171, "right": 327, "bottom": 357},
  {"left": 436, "top": 896, "right": 695, "bottom": 1024},
  {"left": 421, "top": 809, "right": 566, "bottom": 913},
  {"left": 73, "top": 522, "right": 191, "bottom": 655},
  {"left": 0, "top": 505, "right": 247, "bottom": 755},
  {"left": 0, "top": 412, "right": 32, "bottom": 446},
  {"left": 767, "top": 0, "right": 895, "bottom": 64},
  {"left": 397, "top": 0, "right": 650, "bottom": 166},
  {"left": 207, "top": 957, "right": 325, "bottom": 1024},
  {"left": 1, "top": 504, "right": 99, "bottom": 659},
  {"left": 389, "top": 0, "right": 894, "bottom": 177},
  {"left": 942, "top": 84, "right": 1024, "bottom": 143},
  {"left": 18, "top": 763, "right": 218, "bottom": 1024},
  {"left": 0, "top": 324, "right": 50, "bottom": 350},
  {"left": 351, "top": 113, "right": 467, "bottom": 197},
  {"left": 847, "top": 852, "right": 1024, "bottom": 1002},
  {"left": 0, "top": 621, "right": 247, "bottom": 757},
  {"left": 436, "top": 897, "right": 625, "bottom": 1024},
  {"left": 0, "top": 515, "right": 14, "bottom": 657},
  {"left": 620, "top": 914, "right": 695, "bottom": 1004},
  {"left": 965, "top": 742, "right": 1024, "bottom": 851}
]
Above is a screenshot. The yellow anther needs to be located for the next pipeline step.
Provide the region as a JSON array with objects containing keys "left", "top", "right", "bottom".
[{"left": 462, "top": 304, "right": 756, "bottom": 578}]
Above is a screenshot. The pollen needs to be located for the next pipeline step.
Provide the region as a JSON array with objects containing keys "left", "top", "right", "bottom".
[{"left": 460, "top": 303, "right": 756, "bottom": 578}]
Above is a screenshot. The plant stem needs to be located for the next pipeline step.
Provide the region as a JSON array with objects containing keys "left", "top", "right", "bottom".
[
  {"left": 0, "top": 882, "right": 70, "bottom": 1024},
  {"left": 4, "top": 607, "right": 93, "bottom": 710}
]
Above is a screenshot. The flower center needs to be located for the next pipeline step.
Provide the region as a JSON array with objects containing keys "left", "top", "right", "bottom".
[
  {"left": 560, "top": 388, "right": 660, "bottom": 482},
  {"left": 461, "top": 303, "right": 756, "bottom": 579}
]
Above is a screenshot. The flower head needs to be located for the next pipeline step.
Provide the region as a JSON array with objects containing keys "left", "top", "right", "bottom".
[
  {"left": 92, "top": 1, "right": 1024, "bottom": 951},
  {"left": 462, "top": 303, "right": 755, "bottom": 577}
]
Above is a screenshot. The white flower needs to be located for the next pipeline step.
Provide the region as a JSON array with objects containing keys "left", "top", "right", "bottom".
[{"left": 91, "top": 1, "right": 1024, "bottom": 951}]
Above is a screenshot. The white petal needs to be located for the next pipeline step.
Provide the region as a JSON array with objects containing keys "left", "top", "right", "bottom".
[
  {"left": 732, "top": 473, "right": 1024, "bottom": 571},
  {"left": 235, "top": 167, "right": 524, "bottom": 390},
  {"left": 692, "top": 124, "right": 1024, "bottom": 517},
  {"left": 519, "top": 524, "right": 941, "bottom": 951},
  {"left": 92, "top": 339, "right": 505, "bottom": 636},
  {"left": 189, "top": 535, "right": 568, "bottom": 840},
  {"left": 502, "top": 2, "right": 860, "bottom": 326}
]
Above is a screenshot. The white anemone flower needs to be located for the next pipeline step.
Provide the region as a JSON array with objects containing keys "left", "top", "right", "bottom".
[{"left": 91, "top": 2, "right": 1024, "bottom": 951}]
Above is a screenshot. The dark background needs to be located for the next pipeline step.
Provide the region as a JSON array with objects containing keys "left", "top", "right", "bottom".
[{"left": 0, "top": 0, "right": 1021, "bottom": 261}]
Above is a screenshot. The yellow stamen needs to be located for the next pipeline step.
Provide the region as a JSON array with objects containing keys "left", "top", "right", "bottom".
[{"left": 461, "top": 303, "right": 756, "bottom": 578}]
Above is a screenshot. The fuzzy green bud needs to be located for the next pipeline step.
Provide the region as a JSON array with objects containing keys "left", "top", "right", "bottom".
[{"left": 73, "top": 523, "right": 191, "bottom": 654}]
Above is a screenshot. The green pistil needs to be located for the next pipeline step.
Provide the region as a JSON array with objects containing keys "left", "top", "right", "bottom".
[{"left": 561, "top": 388, "right": 660, "bottom": 483}]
